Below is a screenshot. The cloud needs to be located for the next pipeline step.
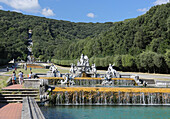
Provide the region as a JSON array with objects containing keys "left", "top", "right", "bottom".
[
  {"left": 137, "top": 8, "right": 148, "bottom": 12},
  {"left": 87, "top": 13, "right": 95, "bottom": 18},
  {"left": 0, "top": 5, "right": 3, "bottom": 10},
  {"left": 0, "top": 0, "right": 40, "bottom": 12},
  {"left": 12, "top": 9, "right": 22, "bottom": 13},
  {"left": 42, "top": 8, "right": 55, "bottom": 16},
  {"left": 137, "top": 0, "right": 169, "bottom": 13},
  {"left": 153, "top": 0, "right": 169, "bottom": 5}
]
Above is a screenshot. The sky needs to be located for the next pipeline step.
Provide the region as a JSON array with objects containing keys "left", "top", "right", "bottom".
[{"left": 0, "top": 0, "right": 169, "bottom": 23}]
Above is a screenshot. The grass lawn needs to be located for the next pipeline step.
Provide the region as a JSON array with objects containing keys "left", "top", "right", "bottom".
[
  {"left": 0, "top": 76, "right": 10, "bottom": 91},
  {"left": 57, "top": 68, "right": 69, "bottom": 73},
  {"left": 5, "top": 66, "right": 70, "bottom": 77},
  {"left": 5, "top": 68, "right": 49, "bottom": 77}
]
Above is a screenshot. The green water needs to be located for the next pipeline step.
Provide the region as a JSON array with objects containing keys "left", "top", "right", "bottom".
[{"left": 40, "top": 106, "right": 170, "bottom": 119}]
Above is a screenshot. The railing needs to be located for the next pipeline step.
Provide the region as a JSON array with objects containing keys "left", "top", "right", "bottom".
[{"left": 22, "top": 97, "right": 45, "bottom": 119}]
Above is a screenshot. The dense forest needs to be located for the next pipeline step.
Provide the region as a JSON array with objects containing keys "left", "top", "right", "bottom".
[
  {"left": 0, "top": 3, "right": 170, "bottom": 73},
  {"left": 0, "top": 10, "right": 114, "bottom": 64}
]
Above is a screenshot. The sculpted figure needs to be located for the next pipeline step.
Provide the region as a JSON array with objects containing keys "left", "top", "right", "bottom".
[
  {"left": 70, "top": 54, "right": 98, "bottom": 77},
  {"left": 61, "top": 74, "right": 75, "bottom": 85},
  {"left": 107, "top": 64, "right": 117, "bottom": 77},
  {"left": 49, "top": 64, "right": 58, "bottom": 76},
  {"left": 92, "top": 64, "right": 97, "bottom": 74},
  {"left": 101, "top": 75, "right": 112, "bottom": 86},
  {"left": 61, "top": 74, "right": 69, "bottom": 85},
  {"left": 70, "top": 63, "right": 74, "bottom": 73},
  {"left": 77, "top": 61, "right": 80, "bottom": 66},
  {"left": 80, "top": 54, "right": 84, "bottom": 65}
]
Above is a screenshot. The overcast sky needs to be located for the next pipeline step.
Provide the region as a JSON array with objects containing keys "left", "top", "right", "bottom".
[{"left": 0, "top": 0, "right": 169, "bottom": 23}]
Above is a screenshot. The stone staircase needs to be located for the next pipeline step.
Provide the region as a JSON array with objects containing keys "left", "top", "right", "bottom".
[{"left": 0, "top": 88, "right": 40, "bottom": 103}]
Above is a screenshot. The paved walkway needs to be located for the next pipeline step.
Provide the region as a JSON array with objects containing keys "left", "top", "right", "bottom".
[
  {"left": 0, "top": 103, "right": 22, "bottom": 119},
  {"left": 0, "top": 68, "right": 13, "bottom": 76},
  {"left": 0, "top": 84, "right": 23, "bottom": 119},
  {"left": 0, "top": 63, "right": 17, "bottom": 76},
  {"left": 3, "top": 84, "right": 23, "bottom": 89}
]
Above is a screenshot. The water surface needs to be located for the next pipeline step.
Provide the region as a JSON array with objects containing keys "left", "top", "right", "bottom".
[{"left": 40, "top": 105, "right": 170, "bottom": 119}]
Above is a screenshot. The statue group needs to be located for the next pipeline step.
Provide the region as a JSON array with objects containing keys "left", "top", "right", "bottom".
[
  {"left": 70, "top": 54, "right": 97, "bottom": 77},
  {"left": 106, "top": 64, "right": 119, "bottom": 78},
  {"left": 102, "top": 64, "right": 120, "bottom": 85},
  {"left": 48, "top": 64, "right": 60, "bottom": 77}
]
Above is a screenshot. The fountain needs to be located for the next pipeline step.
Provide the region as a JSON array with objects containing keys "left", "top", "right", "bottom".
[
  {"left": 38, "top": 54, "right": 170, "bottom": 106},
  {"left": 41, "top": 55, "right": 138, "bottom": 87},
  {"left": 70, "top": 54, "right": 97, "bottom": 77}
]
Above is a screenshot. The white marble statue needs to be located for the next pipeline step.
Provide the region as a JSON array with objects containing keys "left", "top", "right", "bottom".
[
  {"left": 77, "top": 61, "right": 80, "bottom": 66},
  {"left": 61, "top": 74, "right": 69, "bottom": 85},
  {"left": 70, "top": 54, "right": 98, "bottom": 77},
  {"left": 107, "top": 64, "right": 117, "bottom": 77},
  {"left": 80, "top": 54, "right": 84, "bottom": 65},
  {"left": 61, "top": 74, "right": 75, "bottom": 85},
  {"left": 69, "top": 74, "right": 75, "bottom": 85},
  {"left": 49, "top": 64, "right": 58, "bottom": 73},
  {"left": 101, "top": 76, "right": 112, "bottom": 85},
  {"left": 70, "top": 63, "right": 74, "bottom": 74},
  {"left": 91, "top": 64, "right": 97, "bottom": 74}
]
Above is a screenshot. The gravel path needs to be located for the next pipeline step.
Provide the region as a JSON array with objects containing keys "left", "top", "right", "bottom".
[{"left": 1, "top": 63, "right": 169, "bottom": 81}]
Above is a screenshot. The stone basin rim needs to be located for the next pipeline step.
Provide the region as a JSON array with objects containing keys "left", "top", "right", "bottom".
[{"left": 52, "top": 87, "right": 170, "bottom": 93}]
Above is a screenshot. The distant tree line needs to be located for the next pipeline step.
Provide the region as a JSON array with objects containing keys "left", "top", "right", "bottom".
[{"left": 52, "top": 50, "right": 170, "bottom": 73}]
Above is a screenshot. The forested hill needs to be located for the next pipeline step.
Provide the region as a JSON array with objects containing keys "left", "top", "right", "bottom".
[
  {"left": 0, "top": 9, "right": 114, "bottom": 65},
  {"left": 0, "top": 3, "right": 170, "bottom": 73},
  {"left": 60, "top": 3, "right": 170, "bottom": 59},
  {"left": 52, "top": 3, "right": 170, "bottom": 73}
]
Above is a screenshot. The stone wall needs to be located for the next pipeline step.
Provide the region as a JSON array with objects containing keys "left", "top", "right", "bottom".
[
  {"left": 22, "top": 97, "right": 45, "bottom": 119},
  {"left": 24, "top": 79, "right": 40, "bottom": 88}
]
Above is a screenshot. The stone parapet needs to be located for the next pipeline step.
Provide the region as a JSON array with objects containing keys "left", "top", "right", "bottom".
[
  {"left": 24, "top": 79, "right": 40, "bottom": 88},
  {"left": 22, "top": 97, "right": 45, "bottom": 119}
]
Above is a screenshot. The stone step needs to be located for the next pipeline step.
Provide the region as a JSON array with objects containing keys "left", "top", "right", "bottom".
[
  {"left": 1, "top": 85, "right": 40, "bottom": 103},
  {"left": 1, "top": 91, "right": 39, "bottom": 94},
  {"left": 0, "top": 100, "right": 23, "bottom": 103},
  {"left": 0, "top": 99, "right": 40, "bottom": 103},
  {"left": 0, "top": 97, "right": 39, "bottom": 100},
  {"left": 1, "top": 94, "right": 38, "bottom": 97},
  {"left": 2, "top": 88, "right": 39, "bottom": 91}
]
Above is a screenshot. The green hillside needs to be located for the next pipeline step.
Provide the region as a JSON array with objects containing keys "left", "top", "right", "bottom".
[
  {"left": 0, "top": 10, "right": 114, "bottom": 65},
  {"left": 0, "top": 3, "right": 169, "bottom": 73},
  {"left": 52, "top": 3, "right": 170, "bottom": 73}
]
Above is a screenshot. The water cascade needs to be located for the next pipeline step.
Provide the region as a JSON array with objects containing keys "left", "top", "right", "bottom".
[
  {"left": 51, "top": 87, "right": 170, "bottom": 105},
  {"left": 47, "top": 78, "right": 136, "bottom": 87}
]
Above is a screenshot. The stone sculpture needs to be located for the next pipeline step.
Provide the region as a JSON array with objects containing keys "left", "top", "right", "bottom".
[
  {"left": 101, "top": 76, "right": 113, "bottom": 86},
  {"left": 70, "top": 54, "right": 97, "bottom": 77},
  {"left": 48, "top": 64, "right": 59, "bottom": 77},
  {"left": 106, "top": 64, "right": 119, "bottom": 78},
  {"left": 61, "top": 73, "right": 75, "bottom": 85},
  {"left": 49, "top": 64, "right": 58, "bottom": 73}
]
